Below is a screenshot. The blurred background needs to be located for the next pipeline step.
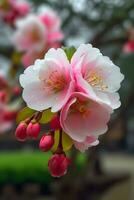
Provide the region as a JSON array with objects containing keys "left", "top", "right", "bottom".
[{"left": 0, "top": 0, "right": 134, "bottom": 199}]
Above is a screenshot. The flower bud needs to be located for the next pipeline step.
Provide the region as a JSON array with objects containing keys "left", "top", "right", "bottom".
[
  {"left": 15, "top": 122, "right": 27, "bottom": 141},
  {"left": 50, "top": 115, "right": 61, "bottom": 130},
  {"left": 39, "top": 134, "right": 54, "bottom": 152},
  {"left": 48, "top": 154, "right": 70, "bottom": 177},
  {"left": 26, "top": 122, "right": 40, "bottom": 139}
]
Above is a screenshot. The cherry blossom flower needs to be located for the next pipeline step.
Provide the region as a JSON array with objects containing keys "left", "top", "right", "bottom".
[
  {"left": 0, "top": 0, "right": 30, "bottom": 25},
  {"left": 71, "top": 44, "right": 124, "bottom": 109},
  {"left": 20, "top": 48, "right": 75, "bottom": 112},
  {"left": 60, "top": 92, "right": 112, "bottom": 142},
  {"left": 13, "top": 15, "right": 46, "bottom": 52},
  {"left": 13, "top": 9, "right": 64, "bottom": 67}
]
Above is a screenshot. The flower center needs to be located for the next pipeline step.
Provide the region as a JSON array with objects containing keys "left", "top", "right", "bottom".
[
  {"left": 70, "top": 100, "right": 89, "bottom": 118},
  {"left": 44, "top": 70, "right": 66, "bottom": 93},
  {"left": 29, "top": 27, "right": 42, "bottom": 43},
  {"left": 85, "top": 72, "right": 108, "bottom": 91}
]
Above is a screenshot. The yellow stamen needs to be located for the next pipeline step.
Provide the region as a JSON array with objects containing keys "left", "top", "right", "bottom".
[
  {"left": 70, "top": 100, "right": 89, "bottom": 118},
  {"left": 45, "top": 70, "right": 66, "bottom": 93},
  {"left": 85, "top": 72, "right": 108, "bottom": 91}
]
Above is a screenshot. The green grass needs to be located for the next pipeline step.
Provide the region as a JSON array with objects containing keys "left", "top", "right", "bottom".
[
  {"left": 0, "top": 151, "right": 86, "bottom": 185},
  {"left": 0, "top": 151, "right": 52, "bottom": 184}
]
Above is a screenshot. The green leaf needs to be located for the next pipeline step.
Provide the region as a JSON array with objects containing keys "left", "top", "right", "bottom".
[
  {"left": 51, "top": 131, "right": 73, "bottom": 152},
  {"left": 39, "top": 109, "right": 54, "bottom": 124},
  {"left": 16, "top": 107, "right": 36, "bottom": 124},
  {"left": 62, "top": 46, "right": 76, "bottom": 61}
]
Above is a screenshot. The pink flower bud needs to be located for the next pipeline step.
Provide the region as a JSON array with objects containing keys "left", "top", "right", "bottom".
[
  {"left": 26, "top": 122, "right": 40, "bottom": 139},
  {"left": 39, "top": 134, "right": 54, "bottom": 152},
  {"left": 50, "top": 115, "right": 61, "bottom": 130},
  {"left": 15, "top": 122, "right": 27, "bottom": 141},
  {"left": 48, "top": 154, "right": 71, "bottom": 177}
]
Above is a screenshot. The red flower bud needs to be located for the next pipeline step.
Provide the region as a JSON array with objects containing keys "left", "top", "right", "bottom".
[
  {"left": 48, "top": 154, "right": 71, "bottom": 177},
  {"left": 15, "top": 122, "right": 27, "bottom": 141},
  {"left": 39, "top": 134, "right": 54, "bottom": 152},
  {"left": 26, "top": 122, "right": 40, "bottom": 139},
  {"left": 50, "top": 115, "right": 61, "bottom": 130}
]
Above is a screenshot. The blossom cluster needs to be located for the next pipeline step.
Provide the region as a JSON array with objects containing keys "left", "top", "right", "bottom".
[
  {"left": 13, "top": 8, "right": 64, "bottom": 67},
  {"left": 0, "top": 0, "right": 30, "bottom": 25},
  {"left": 16, "top": 44, "right": 124, "bottom": 177}
]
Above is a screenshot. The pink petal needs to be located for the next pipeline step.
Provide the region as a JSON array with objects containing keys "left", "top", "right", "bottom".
[
  {"left": 60, "top": 92, "right": 112, "bottom": 142},
  {"left": 48, "top": 31, "right": 64, "bottom": 42},
  {"left": 74, "top": 136, "right": 99, "bottom": 152}
]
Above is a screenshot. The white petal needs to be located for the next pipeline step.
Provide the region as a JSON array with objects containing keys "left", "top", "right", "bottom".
[
  {"left": 93, "top": 55, "right": 124, "bottom": 92},
  {"left": 45, "top": 48, "right": 69, "bottom": 67},
  {"left": 51, "top": 80, "right": 75, "bottom": 112},
  {"left": 107, "top": 92, "right": 121, "bottom": 109},
  {"left": 19, "top": 65, "right": 40, "bottom": 88},
  {"left": 22, "top": 82, "right": 56, "bottom": 111},
  {"left": 71, "top": 43, "right": 101, "bottom": 67}
]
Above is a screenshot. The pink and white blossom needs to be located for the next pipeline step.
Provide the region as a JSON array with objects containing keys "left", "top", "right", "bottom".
[
  {"left": 71, "top": 44, "right": 124, "bottom": 109},
  {"left": 60, "top": 92, "right": 112, "bottom": 142},
  {"left": 20, "top": 48, "right": 75, "bottom": 112},
  {"left": 39, "top": 7, "right": 63, "bottom": 42},
  {"left": 13, "top": 9, "right": 64, "bottom": 67},
  {"left": 19, "top": 44, "right": 124, "bottom": 152},
  {"left": 13, "top": 15, "right": 46, "bottom": 52}
]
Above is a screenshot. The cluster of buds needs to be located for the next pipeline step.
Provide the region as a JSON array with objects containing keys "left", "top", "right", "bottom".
[
  {"left": 15, "top": 112, "right": 41, "bottom": 141},
  {"left": 15, "top": 112, "right": 71, "bottom": 177}
]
